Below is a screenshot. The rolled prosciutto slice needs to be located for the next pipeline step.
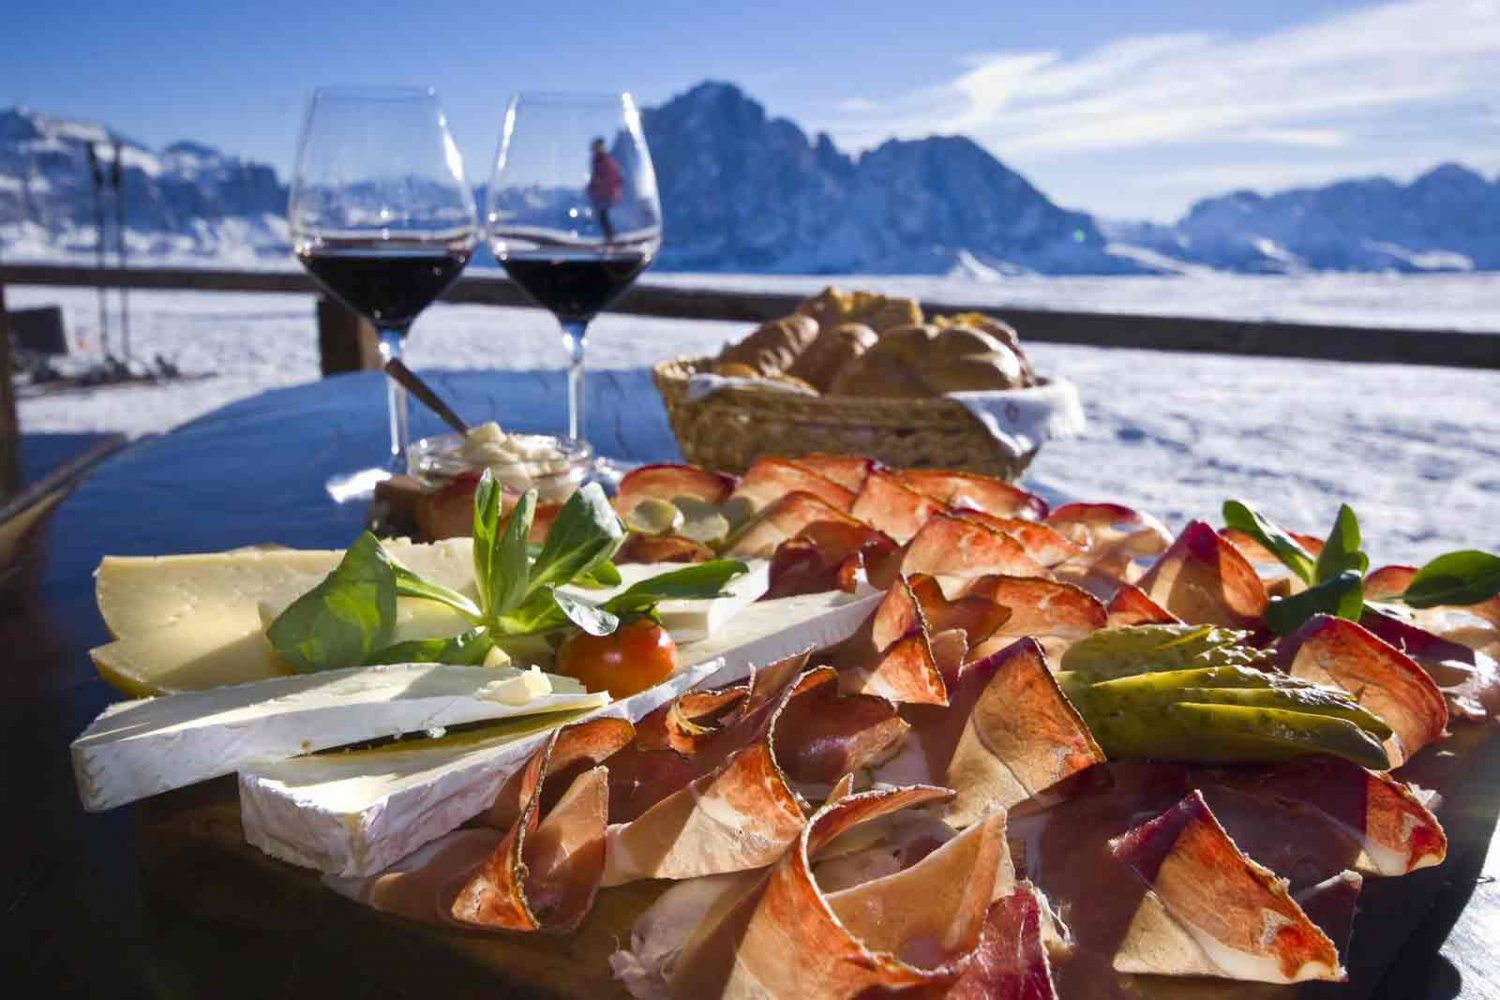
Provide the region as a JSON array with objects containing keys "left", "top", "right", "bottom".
[
  {"left": 617, "top": 533, "right": 714, "bottom": 564},
  {"left": 826, "top": 577, "right": 949, "bottom": 706},
  {"left": 940, "top": 885, "right": 1059, "bottom": 1000},
  {"left": 1046, "top": 502, "right": 1173, "bottom": 594},
  {"left": 451, "top": 717, "right": 635, "bottom": 931},
  {"left": 1360, "top": 608, "right": 1500, "bottom": 720},
  {"left": 1105, "top": 582, "right": 1178, "bottom": 627},
  {"left": 873, "top": 639, "right": 1105, "bottom": 826},
  {"left": 902, "top": 512, "right": 1050, "bottom": 585},
  {"left": 1198, "top": 756, "right": 1446, "bottom": 876},
  {"left": 1110, "top": 790, "right": 1344, "bottom": 984},
  {"left": 665, "top": 785, "right": 1001, "bottom": 999},
  {"left": 791, "top": 454, "right": 877, "bottom": 493},
  {"left": 325, "top": 718, "right": 633, "bottom": 934},
  {"left": 1136, "top": 520, "right": 1268, "bottom": 628},
  {"left": 1279, "top": 615, "right": 1449, "bottom": 765},
  {"left": 765, "top": 519, "right": 900, "bottom": 599},
  {"left": 960, "top": 576, "right": 1108, "bottom": 663},
  {"left": 724, "top": 491, "right": 861, "bottom": 559},
  {"left": 615, "top": 463, "right": 735, "bottom": 516},
  {"left": 730, "top": 457, "right": 856, "bottom": 514},
  {"left": 952, "top": 510, "right": 1081, "bottom": 567},
  {"left": 896, "top": 468, "right": 1049, "bottom": 521},
  {"left": 852, "top": 469, "right": 951, "bottom": 543}
]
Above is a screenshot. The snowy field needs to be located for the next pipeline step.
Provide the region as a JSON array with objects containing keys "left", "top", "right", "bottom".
[{"left": 8, "top": 278, "right": 1499, "bottom": 564}]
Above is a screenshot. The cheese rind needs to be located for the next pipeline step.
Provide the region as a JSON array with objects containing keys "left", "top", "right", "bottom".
[
  {"left": 71, "top": 662, "right": 604, "bottom": 812},
  {"left": 237, "top": 586, "right": 880, "bottom": 876}
]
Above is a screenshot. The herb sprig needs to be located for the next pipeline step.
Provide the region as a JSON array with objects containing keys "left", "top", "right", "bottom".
[
  {"left": 1223, "top": 500, "right": 1499, "bottom": 635},
  {"left": 270, "top": 472, "right": 748, "bottom": 673}
]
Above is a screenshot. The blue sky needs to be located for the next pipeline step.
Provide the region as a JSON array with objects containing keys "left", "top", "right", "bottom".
[{"left": 4, "top": 0, "right": 1495, "bottom": 220}]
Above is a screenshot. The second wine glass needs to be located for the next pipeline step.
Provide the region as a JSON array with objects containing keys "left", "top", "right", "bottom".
[{"left": 486, "top": 92, "right": 662, "bottom": 449}]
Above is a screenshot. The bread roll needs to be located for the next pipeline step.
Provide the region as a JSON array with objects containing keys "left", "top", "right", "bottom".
[
  {"left": 787, "top": 322, "right": 878, "bottom": 392},
  {"left": 933, "top": 312, "right": 1036, "bottom": 386},
  {"left": 796, "top": 287, "right": 922, "bottom": 334},
  {"left": 714, "top": 315, "right": 818, "bottom": 376},
  {"left": 827, "top": 322, "right": 1028, "bottom": 397}
]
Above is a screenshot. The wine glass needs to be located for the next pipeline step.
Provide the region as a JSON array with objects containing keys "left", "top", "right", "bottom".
[
  {"left": 289, "top": 86, "right": 479, "bottom": 500},
  {"left": 486, "top": 92, "right": 662, "bottom": 470}
]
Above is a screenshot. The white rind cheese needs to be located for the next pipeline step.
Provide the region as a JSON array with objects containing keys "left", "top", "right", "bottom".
[
  {"left": 240, "top": 656, "right": 726, "bottom": 876},
  {"left": 71, "top": 662, "right": 603, "bottom": 812},
  {"left": 237, "top": 586, "right": 880, "bottom": 876}
]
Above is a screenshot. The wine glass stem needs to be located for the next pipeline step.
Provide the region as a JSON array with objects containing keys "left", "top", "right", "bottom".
[
  {"left": 561, "top": 320, "right": 588, "bottom": 442},
  {"left": 379, "top": 328, "right": 410, "bottom": 472}
]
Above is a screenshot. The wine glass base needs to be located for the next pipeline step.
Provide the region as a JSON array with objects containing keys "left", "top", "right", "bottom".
[{"left": 325, "top": 466, "right": 393, "bottom": 504}]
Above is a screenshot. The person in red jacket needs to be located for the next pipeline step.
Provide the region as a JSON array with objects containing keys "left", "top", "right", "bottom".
[{"left": 587, "top": 137, "right": 624, "bottom": 242}]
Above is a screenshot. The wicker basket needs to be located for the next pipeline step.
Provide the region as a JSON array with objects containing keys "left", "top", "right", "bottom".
[{"left": 653, "top": 356, "right": 1040, "bottom": 480}]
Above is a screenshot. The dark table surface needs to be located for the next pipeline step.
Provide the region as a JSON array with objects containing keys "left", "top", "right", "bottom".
[{"left": 2, "top": 368, "right": 1496, "bottom": 998}]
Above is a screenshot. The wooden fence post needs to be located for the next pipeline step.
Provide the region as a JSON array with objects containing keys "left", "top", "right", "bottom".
[
  {"left": 317, "top": 296, "right": 381, "bottom": 376},
  {"left": 0, "top": 283, "right": 20, "bottom": 500}
]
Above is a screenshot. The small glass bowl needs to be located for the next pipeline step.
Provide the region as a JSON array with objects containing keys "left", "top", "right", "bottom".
[{"left": 407, "top": 431, "right": 594, "bottom": 504}]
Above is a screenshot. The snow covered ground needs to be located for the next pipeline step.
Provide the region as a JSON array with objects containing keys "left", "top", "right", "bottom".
[{"left": 8, "top": 278, "right": 1498, "bottom": 564}]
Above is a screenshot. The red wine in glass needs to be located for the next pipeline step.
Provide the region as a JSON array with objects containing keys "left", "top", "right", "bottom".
[
  {"left": 298, "top": 240, "right": 473, "bottom": 330},
  {"left": 500, "top": 248, "right": 650, "bottom": 325}
]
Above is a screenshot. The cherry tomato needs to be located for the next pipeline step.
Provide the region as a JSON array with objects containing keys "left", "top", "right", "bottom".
[{"left": 555, "top": 618, "right": 679, "bottom": 699}]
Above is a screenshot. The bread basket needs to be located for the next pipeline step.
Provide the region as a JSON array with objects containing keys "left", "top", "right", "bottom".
[{"left": 653, "top": 355, "right": 1043, "bottom": 479}]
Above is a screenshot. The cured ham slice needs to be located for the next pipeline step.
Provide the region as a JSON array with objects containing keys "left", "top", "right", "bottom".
[
  {"left": 1109, "top": 790, "right": 1343, "bottom": 984},
  {"left": 452, "top": 718, "right": 635, "bottom": 931},
  {"left": 617, "top": 533, "right": 714, "bottom": 564},
  {"left": 1136, "top": 520, "right": 1268, "bottom": 628},
  {"left": 940, "top": 639, "right": 1106, "bottom": 827},
  {"left": 909, "top": 573, "right": 1013, "bottom": 655},
  {"left": 765, "top": 519, "right": 899, "bottom": 599},
  {"left": 1105, "top": 582, "right": 1178, "bottom": 627},
  {"left": 1199, "top": 756, "right": 1446, "bottom": 876},
  {"left": 826, "top": 578, "right": 949, "bottom": 706},
  {"left": 604, "top": 656, "right": 841, "bottom": 885},
  {"left": 1360, "top": 608, "right": 1500, "bottom": 720},
  {"left": 851, "top": 469, "right": 950, "bottom": 543},
  {"left": 730, "top": 457, "right": 856, "bottom": 513},
  {"left": 1366, "top": 564, "right": 1500, "bottom": 661},
  {"left": 791, "top": 454, "right": 877, "bottom": 493},
  {"left": 897, "top": 468, "right": 1049, "bottom": 521},
  {"left": 1221, "top": 527, "right": 1325, "bottom": 565},
  {"left": 1279, "top": 615, "right": 1448, "bottom": 765},
  {"left": 325, "top": 828, "right": 504, "bottom": 926},
  {"left": 902, "top": 512, "right": 1050, "bottom": 584},
  {"left": 772, "top": 666, "right": 909, "bottom": 787},
  {"left": 1293, "top": 872, "right": 1363, "bottom": 965},
  {"left": 940, "top": 886, "right": 1059, "bottom": 1000},
  {"left": 951, "top": 510, "right": 1080, "bottom": 568},
  {"left": 1047, "top": 502, "right": 1173, "bottom": 596},
  {"left": 665, "top": 785, "right": 999, "bottom": 999},
  {"left": 615, "top": 464, "right": 735, "bottom": 516},
  {"left": 961, "top": 576, "right": 1108, "bottom": 662},
  {"left": 723, "top": 491, "right": 860, "bottom": 559},
  {"left": 873, "top": 639, "right": 1104, "bottom": 825}
]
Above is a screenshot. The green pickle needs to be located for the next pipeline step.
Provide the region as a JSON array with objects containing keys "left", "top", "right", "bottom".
[{"left": 1061, "top": 624, "right": 1272, "bottom": 681}]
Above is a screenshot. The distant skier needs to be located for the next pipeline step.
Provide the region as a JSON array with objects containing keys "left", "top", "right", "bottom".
[{"left": 587, "top": 137, "right": 623, "bottom": 242}]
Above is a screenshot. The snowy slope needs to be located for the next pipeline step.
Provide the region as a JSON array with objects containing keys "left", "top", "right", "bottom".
[{"left": 9, "top": 280, "right": 1497, "bottom": 564}]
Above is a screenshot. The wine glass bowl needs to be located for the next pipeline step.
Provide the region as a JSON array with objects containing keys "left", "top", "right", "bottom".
[
  {"left": 289, "top": 86, "right": 479, "bottom": 494},
  {"left": 486, "top": 93, "right": 662, "bottom": 447}
]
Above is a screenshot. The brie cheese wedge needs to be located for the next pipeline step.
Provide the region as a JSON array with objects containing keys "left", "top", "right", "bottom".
[{"left": 72, "top": 662, "right": 603, "bottom": 812}]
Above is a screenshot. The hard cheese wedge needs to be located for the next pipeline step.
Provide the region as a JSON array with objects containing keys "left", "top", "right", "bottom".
[
  {"left": 72, "top": 662, "right": 605, "bottom": 812},
  {"left": 91, "top": 539, "right": 477, "bottom": 696},
  {"left": 91, "top": 541, "right": 769, "bottom": 696},
  {"left": 238, "top": 586, "right": 881, "bottom": 876}
]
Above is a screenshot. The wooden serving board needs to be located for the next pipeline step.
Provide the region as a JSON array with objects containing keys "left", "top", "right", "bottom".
[{"left": 135, "top": 724, "right": 1500, "bottom": 1000}]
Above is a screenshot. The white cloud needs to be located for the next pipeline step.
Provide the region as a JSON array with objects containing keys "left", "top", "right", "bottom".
[{"left": 815, "top": 0, "right": 1500, "bottom": 217}]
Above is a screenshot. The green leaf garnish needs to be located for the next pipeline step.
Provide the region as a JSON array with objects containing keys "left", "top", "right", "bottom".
[
  {"left": 1222, "top": 500, "right": 1317, "bottom": 583},
  {"left": 471, "top": 471, "right": 504, "bottom": 614},
  {"left": 267, "top": 532, "right": 397, "bottom": 673},
  {"left": 1263, "top": 570, "right": 1365, "bottom": 635},
  {"left": 602, "top": 560, "right": 750, "bottom": 617},
  {"left": 1314, "top": 503, "right": 1369, "bottom": 583},
  {"left": 575, "top": 559, "right": 622, "bottom": 588},
  {"left": 549, "top": 588, "right": 620, "bottom": 636},
  {"left": 1402, "top": 550, "right": 1500, "bottom": 609},
  {"left": 488, "top": 488, "right": 536, "bottom": 619},
  {"left": 364, "top": 627, "right": 496, "bottom": 666},
  {"left": 391, "top": 562, "right": 481, "bottom": 620},
  {"left": 527, "top": 483, "right": 626, "bottom": 595}
]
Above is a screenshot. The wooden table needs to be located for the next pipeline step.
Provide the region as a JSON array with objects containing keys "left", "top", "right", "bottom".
[{"left": 3, "top": 369, "right": 1497, "bottom": 998}]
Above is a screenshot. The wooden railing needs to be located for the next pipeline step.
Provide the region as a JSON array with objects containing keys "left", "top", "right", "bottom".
[{"left": 2, "top": 262, "right": 1497, "bottom": 371}]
